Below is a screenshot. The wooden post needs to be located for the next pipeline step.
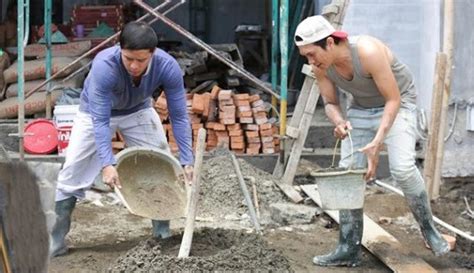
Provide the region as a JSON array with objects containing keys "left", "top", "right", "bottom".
[
  {"left": 431, "top": 0, "right": 454, "bottom": 199},
  {"left": 423, "top": 53, "right": 447, "bottom": 198},
  {"left": 178, "top": 128, "right": 206, "bottom": 258}
]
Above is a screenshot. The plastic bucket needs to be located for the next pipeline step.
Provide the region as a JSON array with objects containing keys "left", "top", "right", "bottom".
[
  {"left": 310, "top": 132, "right": 366, "bottom": 210},
  {"left": 311, "top": 168, "right": 366, "bottom": 210},
  {"left": 115, "top": 147, "right": 187, "bottom": 220},
  {"left": 23, "top": 119, "right": 58, "bottom": 154},
  {"left": 53, "top": 105, "right": 79, "bottom": 156}
]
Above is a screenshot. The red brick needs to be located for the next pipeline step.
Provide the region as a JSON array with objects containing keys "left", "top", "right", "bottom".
[
  {"left": 218, "top": 89, "right": 232, "bottom": 101},
  {"left": 246, "top": 147, "right": 260, "bottom": 155},
  {"left": 213, "top": 123, "right": 226, "bottom": 131},
  {"left": 210, "top": 85, "right": 221, "bottom": 99},
  {"left": 227, "top": 124, "right": 241, "bottom": 131},
  {"left": 243, "top": 124, "right": 259, "bottom": 131},
  {"left": 239, "top": 117, "right": 254, "bottom": 124},
  {"left": 238, "top": 105, "right": 251, "bottom": 112},
  {"left": 259, "top": 129, "right": 273, "bottom": 137},
  {"left": 231, "top": 141, "right": 245, "bottom": 150},
  {"left": 260, "top": 137, "right": 273, "bottom": 142},
  {"left": 273, "top": 137, "right": 280, "bottom": 145},
  {"left": 221, "top": 118, "right": 236, "bottom": 125},
  {"left": 192, "top": 123, "right": 203, "bottom": 130},
  {"left": 231, "top": 136, "right": 244, "bottom": 143},
  {"left": 255, "top": 117, "right": 268, "bottom": 125},
  {"left": 234, "top": 100, "right": 250, "bottom": 107},
  {"left": 155, "top": 95, "right": 167, "bottom": 110},
  {"left": 247, "top": 137, "right": 261, "bottom": 144},
  {"left": 249, "top": 94, "right": 260, "bottom": 103},
  {"left": 191, "top": 94, "right": 205, "bottom": 114},
  {"left": 251, "top": 99, "right": 264, "bottom": 108},
  {"left": 247, "top": 143, "right": 261, "bottom": 149},
  {"left": 259, "top": 123, "right": 272, "bottom": 130},
  {"left": 233, "top": 149, "right": 245, "bottom": 154},
  {"left": 186, "top": 93, "right": 194, "bottom": 100},
  {"left": 202, "top": 93, "right": 211, "bottom": 118},
  {"left": 238, "top": 111, "right": 253, "bottom": 118},
  {"left": 245, "top": 130, "right": 259, "bottom": 138},
  {"left": 228, "top": 129, "right": 243, "bottom": 137},
  {"left": 233, "top": 93, "right": 250, "bottom": 101},
  {"left": 215, "top": 131, "right": 229, "bottom": 138}
]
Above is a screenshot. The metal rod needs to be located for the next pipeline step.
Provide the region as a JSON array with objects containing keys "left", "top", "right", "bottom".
[
  {"left": 230, "top": 153, "right": 262, "bottom": 233},
  {"left": 271, "top": 0, "right": 279, "bottom": 117},
  {"left": 279, "top": 0, "right": 289, "bottom": 136},
  {"left": 134, "top": 0, "right": 280, "bottom": 99},
  {"left": 17, "top": 0, "right": 26, "bottom": 161},
  {"left": 374, "top": 179, "right": 474, "bottom": 242},
  {"left": 25, "top": 2, "right": 171, "bottom": 100},
  {"left": 45, "top": 0, "right": 52, "bottom": 118}
]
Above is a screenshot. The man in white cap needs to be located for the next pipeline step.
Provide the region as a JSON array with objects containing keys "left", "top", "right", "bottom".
[{"left": 295, "top": 15, "right": 449, "bottom": 267}]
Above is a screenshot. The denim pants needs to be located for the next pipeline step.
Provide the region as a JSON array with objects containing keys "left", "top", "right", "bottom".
[{"left": 339, "top": 104, "right": 426, "bottom": 195}]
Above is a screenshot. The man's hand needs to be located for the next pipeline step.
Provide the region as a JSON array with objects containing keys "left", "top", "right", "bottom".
[
  {"left": 334, "top": 121, "right": 352, "bottom": 139},
  {"left": 184, "top": 165, "right": 194, "bottom": 185},
  {"left": 358, "top": 141, "right": 382, "bottom": 181},
  {"left": 102, "top": 165, "right": 121, "bottom": 189}
]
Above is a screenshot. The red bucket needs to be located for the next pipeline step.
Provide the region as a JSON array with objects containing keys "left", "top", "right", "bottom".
[{"left": 24, "top": 119, "right": 58, "bottom": 154}]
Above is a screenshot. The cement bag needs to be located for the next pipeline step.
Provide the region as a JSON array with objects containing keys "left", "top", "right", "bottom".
[
  {"left": 3, "top": 57, "right": 83, "bottom": 84},
  {"left": 5, "top": 72, "right": 86, "bottom": 98},
  {"left": 23, "top": 41, "right": 92, "bottom": 59},
  {"left": 0, "top": 52, "right": 11, "bottom": 99},
  {"left": 0, "top": 90, "right": 61, "bottom": 119}
]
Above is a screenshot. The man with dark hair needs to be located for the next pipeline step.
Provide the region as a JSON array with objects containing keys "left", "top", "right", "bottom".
[
  {"left": 49, "top": 21, "right": 193, "bottom": 257},
  {"left": 295, "top": 15, "right": 449, "bottom": 267}
]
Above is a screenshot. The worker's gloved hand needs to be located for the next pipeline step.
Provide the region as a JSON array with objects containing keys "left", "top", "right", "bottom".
[
  {"left": 102, "top": 165, "right": 122, "bottom": 189},
  {"left": 334, "top": 120, "right": 352, "bottom": 139},
  {"left": 183, "top": 165, "right": 194, "bottom": 185},
  {"left": 358, "top": 141, "right": 381, "bottom": 181}
]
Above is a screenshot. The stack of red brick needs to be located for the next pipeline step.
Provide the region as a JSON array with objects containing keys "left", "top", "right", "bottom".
[{"left": 155, "top": 86, "right": 280, "bottom": 155}]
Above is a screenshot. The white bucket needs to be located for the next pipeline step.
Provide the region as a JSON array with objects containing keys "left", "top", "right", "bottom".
[{"left": 53, "top": 105, "right": 80, "bottom": 156}]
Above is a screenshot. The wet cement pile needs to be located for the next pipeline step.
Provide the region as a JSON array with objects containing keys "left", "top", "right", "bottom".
[
  {"left": 198, "top": 151, "right": 288, "bottom": 220},
  {"left": 109, "top": 228, "right": 293, "bottom": 272}
]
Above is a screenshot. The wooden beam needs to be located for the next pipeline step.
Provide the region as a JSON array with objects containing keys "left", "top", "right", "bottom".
[
  {"left": 301, "top": 185, "right": 437, "bottom": 273},
  {"left": 431, "top": 0, "right": 454, "bottom": 199},
  {"left": 423, "top": 53, "right": 447, "bottom": 199}
]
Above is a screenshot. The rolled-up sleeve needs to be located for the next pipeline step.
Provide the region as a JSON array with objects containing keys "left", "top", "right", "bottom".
[
  {"left": 163, "top": 60, "right": 193, "bottom": 166},
  {"left": 87, "top": 61, "right": 118, "bottom": 167}
]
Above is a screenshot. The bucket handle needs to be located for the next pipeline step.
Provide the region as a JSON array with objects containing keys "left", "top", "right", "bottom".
[{"left": 330, "top": 131, "right": 354, "bottom": 170}]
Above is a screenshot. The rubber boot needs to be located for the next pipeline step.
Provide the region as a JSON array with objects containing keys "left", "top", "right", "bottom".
[
  {"left": 50, "top": 196, "right": 77, "bottom": 257},
  {"left": 151, "top": 220, "right": 171, "bottom": 239},
  {"left": 313, "top": 209, "right": 363, "bottom": 267},
  {"left": 406, "top": 191, "right": 450, "bottom": 256}
]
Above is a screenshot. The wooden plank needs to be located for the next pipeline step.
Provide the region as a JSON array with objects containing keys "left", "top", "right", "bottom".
[
  {"left": 272, "top": 66, "right": 314, "bottom": 178},
  {"left": 178, "top": 128, "right": 206, "bottom": 258},
  {"left": 280, "top": 84, "right": 320, "bottom": 185},
  {"left": 423, "top": 53, "right": 447, "bottom": 199},
  {"left": 301, "top": 185, "right": 437, "bottom": 273}
]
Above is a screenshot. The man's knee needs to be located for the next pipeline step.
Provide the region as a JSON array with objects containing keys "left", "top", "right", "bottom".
[{"left": 390, "top": 164, "right": 418, "bottom": 182}]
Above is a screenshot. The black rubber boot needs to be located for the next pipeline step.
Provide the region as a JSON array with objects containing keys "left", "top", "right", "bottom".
[
  {"left": 313, "top": 208, "right": 363, "bottom": 267},
  {"left": 151, "top": 220, "right": 171, "bottom": 239},
  {"left": 406, "top": 191, "right": 450, "bottom": 256},
  {"left": 50, "top": 196, "right": 77, "bottom": 257}
]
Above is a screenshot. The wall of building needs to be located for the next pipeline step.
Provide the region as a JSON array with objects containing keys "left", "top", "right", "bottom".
[{"left": 442, "top": 0, "right": 474, "bottom": 177}]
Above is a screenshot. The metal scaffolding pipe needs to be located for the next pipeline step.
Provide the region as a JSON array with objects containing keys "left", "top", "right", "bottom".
[
  {"left": 279, "top": 0, "right": 289, "bottom": 135},
  {"left": 17, "top": 1, "right": 27, "bottom": 161},
  {"left": 134, "top": 0, "right": 280, "bottom": 99},
  {"left": 25, "top": 1, "right": 173, "bottom": 99},
  {"left": 271, "top": 0, "right": 279, "bottom": 117},
  {"left": 44, "top": 0, "right": 52, "bottom": 118}
]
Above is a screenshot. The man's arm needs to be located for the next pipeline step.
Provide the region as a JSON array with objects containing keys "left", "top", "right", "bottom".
[
  {"left": 357, "top": 38, "right": 401, "bottom": 180},
  {"left": 162, "top": 60, "right": 194, "bottom": 167},
  {"left": 87, "top": 61, "right": 117, "bottom": 168},
  {"left": 313, "top": 66, "right": 351, "bottom": 138}
]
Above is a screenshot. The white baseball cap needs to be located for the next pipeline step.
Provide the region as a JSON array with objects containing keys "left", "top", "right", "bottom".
[{"left": 294, "top": 15, "right": 348, "bottom": 46}]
